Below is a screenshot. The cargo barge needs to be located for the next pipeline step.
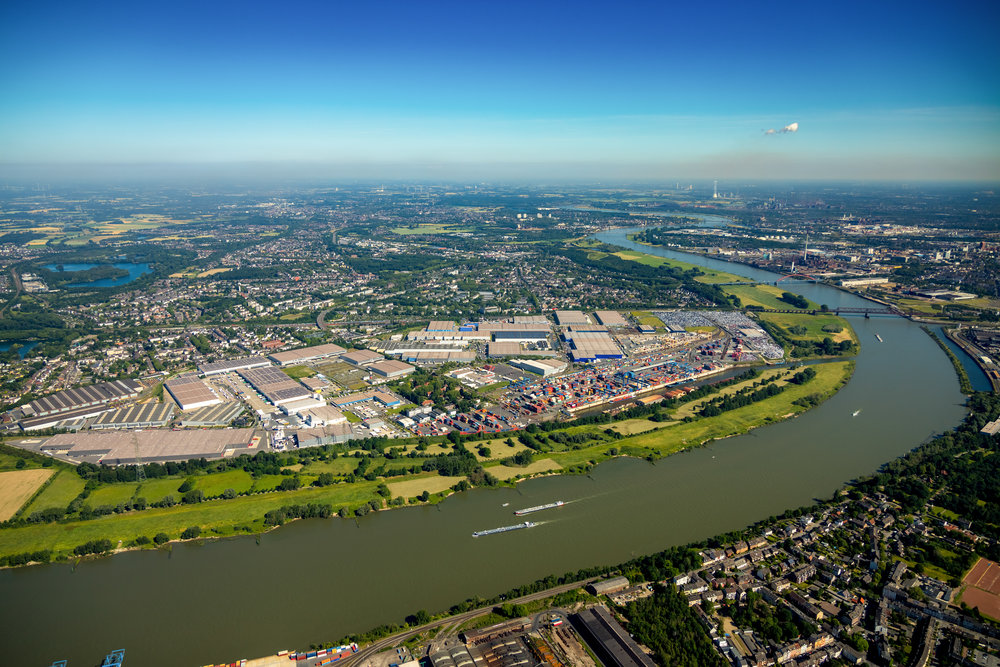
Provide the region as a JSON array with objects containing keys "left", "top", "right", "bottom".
[
  {"left": 473, "top": 521, "right": 535, "bottom": 537},
  {"left": 514, "top": 500, "right": 565, "bottom": 516}
]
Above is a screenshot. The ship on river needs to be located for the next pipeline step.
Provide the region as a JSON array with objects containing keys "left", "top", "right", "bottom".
[
  {"left": 473, "top": 521, "right": 535, "bottom": 537},
  {"left": 514, "top": 500, "right": 565, "bottom": 516}
]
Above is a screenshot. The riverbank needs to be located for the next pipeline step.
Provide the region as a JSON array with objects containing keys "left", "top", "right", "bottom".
[
  {"left": 943, "top": 327, "right": 1000, "bottom": 392},
  {"left": 0, "top": 361, "right": 853, "bottom": 566},
  {"left": 922, "top": 327, "right": 974, "bottom": 394}
]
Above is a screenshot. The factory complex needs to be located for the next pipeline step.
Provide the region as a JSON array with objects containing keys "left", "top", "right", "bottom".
[{"left": 4, "top": 310, "right": 786, "bottom": 466}]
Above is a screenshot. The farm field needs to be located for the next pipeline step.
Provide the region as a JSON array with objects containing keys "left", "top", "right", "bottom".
[{"left": 0, "top": 469, "right": 53, "bottom": 521}]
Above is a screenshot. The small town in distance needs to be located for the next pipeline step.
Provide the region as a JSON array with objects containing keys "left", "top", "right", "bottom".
[{"left": 0, "top": 182, "right": 998, "bottom": 667}]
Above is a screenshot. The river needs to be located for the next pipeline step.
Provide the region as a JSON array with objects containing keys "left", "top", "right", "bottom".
[
  {"left": 43, "top": 262, "right": 152, "bottom": 288},
  {"left": 0, "top": 226, "right": 980, "bottom": 665}
]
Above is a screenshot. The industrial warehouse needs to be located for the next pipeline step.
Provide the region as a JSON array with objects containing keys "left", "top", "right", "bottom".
[
  {"left": 40, "top": 429, "right": 261, "bottom": 465},
  {"left": 198, "top": 355, "right": 270, "bottom": 376},
  {"left": 164, "top": 375, "right": 222, "bottom": 411},
  {"left": 90, "top": 403, "right": 175, "bottom": 430},
  {"left": 237, "top": 366, "right": 321, "bottom": 412},
  {"left": 267, "top": 342, "right": 345, "bottom": 366},
  {"left": 20, "top": 379, "right": 143, "bottom": 419}
]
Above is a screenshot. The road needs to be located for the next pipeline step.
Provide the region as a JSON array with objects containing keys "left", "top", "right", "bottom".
[
  {"left": 0, "top": 267, "right": 23, "bottom": 315},
  {"left": 339, "top": 576, "right": 600, "bottom": 667}
]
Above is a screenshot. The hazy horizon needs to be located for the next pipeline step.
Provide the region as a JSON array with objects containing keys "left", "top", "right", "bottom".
[{"left": 2, "top": 0, "right": 998, "bottom": 183}]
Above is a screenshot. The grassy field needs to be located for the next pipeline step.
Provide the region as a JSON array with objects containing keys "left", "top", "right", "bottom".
[
  {"left": 138, "top": 478, "right": 187, "bottom": 503},
  {"left": 723, "top": 284, "right": 818, "bottom": 310},
  {"left": 391, "top": 224, "right": 471, "bottom": 235},
  {"left": 611, "top": 250, "right": 744, "bottom": 284},
  {"left": 0, "top": 452, "right": 45, "bottom": 471},
  {"left": 487, "top": 459, "right": 562, "bottom": 480},
  {"left": 22, "top": 470, "right": 86, "bottom": 514},
  {"left": 673, "top": 368, "right": 791, "bottom": 420},
  {"left": 299, "top": 457, "right": 361, "bottom": 476},
  {"left": 607, "top": 418, "right": 668, "bottom": 436},
  {"left": 631, "top": 311, "right": 665, "bottom": 329},
  {"left": 85, "top": 484, "right": 139, "bottom": 507},
  {"left": 0, "top": 480, "right": 382, "bottom": 558},
  {"left": 251, "top": 474, "right": 288, "bottom": 492},
  {"left": 387, "top": 474, "right": 465, "bottom": 498},
  {"left": 194, "top": 469, "right": 255, "bottom": 496},
  {"left": 757, "top": 312, "right": 856, "bottom": 344},
  {"left": 282, "top": 365, "right": 316, "bottom": 379},
  {"left": 0, "top": 469, "right": 53, "bottom": 521}
]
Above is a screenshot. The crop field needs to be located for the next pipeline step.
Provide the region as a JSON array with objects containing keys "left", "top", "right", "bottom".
[
  {"left": 1, "top": 214, "right": 194, "bottom": 246},
  {"left": 0, "top": 469, "right": 53, "bottom": 521},
  {"left": 22, "top": 470, "right": 86, "bottom": 515},
  {"left": 757, "top": 312, "right": 855, "bottom": 344}
]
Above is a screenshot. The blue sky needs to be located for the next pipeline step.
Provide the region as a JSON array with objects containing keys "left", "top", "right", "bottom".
[{"left": 1, "top": 0, "right": 998, "bottom": 181}]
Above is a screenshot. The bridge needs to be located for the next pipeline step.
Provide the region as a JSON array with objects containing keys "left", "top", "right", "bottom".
[
  {"left": 776, "top": 271, "right": 821, "bottom": 283},
  {"left": 752, "top": 306, "right": 899, "bottom": 317}
]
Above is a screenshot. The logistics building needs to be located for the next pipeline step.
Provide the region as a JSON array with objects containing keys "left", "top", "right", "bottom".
[
  {"left": 90, "top": 403, "right": 175, "bottom": 430},
  {"left": 510, "top": 358, "right": 567, "bottom": 377},
  {"left": 554, "top": 310, "right": 591, "bottom": 326},
  {"left": 340, "top": 349, "right": 384, "bottom": 366},
  {"left": 165, "top": 375, "right": 222, "bottom": 411},
  {"left": 42, "top": 429, "right": 261, "bottom": 465},
  {"left": 297, "top": 405, "right": 347, "bottom": 427},
  {"left": 179, "top": 402, "right": 244, "bottom": 427},
  {"left": 295, "top": 423, "right": 356, "bottom": 447},
  {"left": 368, "top": 359, "right": 416, "bottom": 380},
  {"left": 238, "top": 366, "right": 314, "bottom": 406},
  {"left": 594, "top": 311, "right": 630, "bottom": 327},
  {"left": 198, "top": 356, "right": 270, "bottom": 376},
  {"left": 21, "top": 379, "right": 143, "bottom": 419},
  {"left": 268, "top": 343, "right": 346, "bottom": 366},
  {"left": 565, "top": 331, "right": 623, "bottom": 362}
]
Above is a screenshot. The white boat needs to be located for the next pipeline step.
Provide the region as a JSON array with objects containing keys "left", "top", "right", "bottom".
[
  {"left": 853, "top": 410, "right": 861, "bottom": 417},
  {"left": 875, "top": 334, "right": 883, "bottom": 342}
]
